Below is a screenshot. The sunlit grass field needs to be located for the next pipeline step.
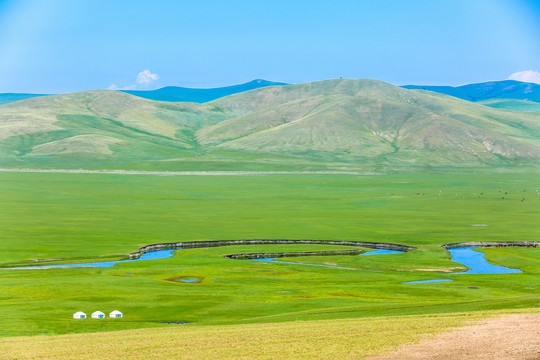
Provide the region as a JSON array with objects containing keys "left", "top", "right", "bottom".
[
  {"left": 0, "top": 170, "right": 538, "bottom": 338},
  {"left": 2, "top": 308, "right": 539, "bottom": 360}
]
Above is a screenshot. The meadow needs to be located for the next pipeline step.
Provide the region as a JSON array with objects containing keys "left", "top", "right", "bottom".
[
  {"left": 3, "top": 309, "right": 539, "bottom": 360},
  {"left": 0, "top": 169, "right": 539, "bottom": 339}
]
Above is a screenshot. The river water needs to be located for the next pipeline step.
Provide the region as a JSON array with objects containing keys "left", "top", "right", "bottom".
[
  {"left": 12, "top": 247, "right": 524, "bottom": 279},
  {"left": 16, "top": 249, "right": 175, "bottom": 269}
]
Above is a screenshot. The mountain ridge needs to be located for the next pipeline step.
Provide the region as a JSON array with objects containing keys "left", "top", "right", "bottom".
[
  {"left": 403, "top": 80, "right": 540, "bottom": 103},
  {"left": 0, "top": 93, "right": 51, "bottom": 106},
  {"left": 4, "top": 79, "right": 540, "bottom": 107},
  {"left": 121, "top": 79, "right": 288, "bottom": 103},
  {"left": 0, "top": 79, "right": 287, "bottom": 106},
  {"left": 1, "top": 79, "right": 539, "bottom": 171}
]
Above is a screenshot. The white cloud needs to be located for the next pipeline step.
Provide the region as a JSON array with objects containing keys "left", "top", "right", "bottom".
[
  {"left": 136, "top": 69, "right": 159, "bottom": 85},
  {"left": 108, "top": 70, "right": 159, "bottom": 90},
  {"left": 508, "top": 70, "right": 540, "bottom": 84}
]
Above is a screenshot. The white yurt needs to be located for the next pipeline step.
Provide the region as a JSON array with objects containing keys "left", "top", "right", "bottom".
[
  {"left": 91, "top": 311, "right": 105, "bottom": 319},
  {"left": 109, "top": 310, "right": 123, "bottom": 318},
  {"left": 73, "top": 311, "right": 86, "bottom": 319}
]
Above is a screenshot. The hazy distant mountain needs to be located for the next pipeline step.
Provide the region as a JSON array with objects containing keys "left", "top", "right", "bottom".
[
  {"left": 121, "top": 79, "right": 288, "bottom": 102},
  {"left": 403, "top": 80, "right": 540, "bottom": 103},
  {"left": 1, "top": 79, "right": 538, "bottom": 170},
  {"left": 4, "top": 79, "right": 539, "bottom": 108},
  {"left": 0, "top": 93, "right": 50, "bottom": 106},
  {"left": 0, "top": 80, "right": 286, "bottom": 106}
]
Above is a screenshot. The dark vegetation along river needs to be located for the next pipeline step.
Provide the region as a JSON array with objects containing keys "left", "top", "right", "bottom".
[{"left": 13, "top": 241, "right": 536, "bottom": 282}]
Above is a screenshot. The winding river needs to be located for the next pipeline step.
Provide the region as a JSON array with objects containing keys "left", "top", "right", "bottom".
[
  {"left": 9, "top": 241, "right": 532, "bottom": 279},
  {"left": 449, "top": 247, "right": 521, "bottom": 274},
  {"left": 401, "top": 246, "right": 522, "bottom": 284},
  {"left": 15, "top": 249, "right": 175, "bottom": 269}
]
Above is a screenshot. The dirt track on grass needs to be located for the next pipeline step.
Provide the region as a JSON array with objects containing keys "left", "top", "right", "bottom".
[{"left": 373, "top": 314, "right": 540, "bottom": 360}]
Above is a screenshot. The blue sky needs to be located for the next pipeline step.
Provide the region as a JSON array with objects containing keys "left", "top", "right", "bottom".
[{"left": 0, "top": 0, "right": 539, "bottom": 93}]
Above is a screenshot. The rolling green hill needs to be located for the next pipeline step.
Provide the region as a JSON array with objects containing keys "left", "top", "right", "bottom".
[
  {"left": 478, "top": 98, "right": 540, "bottom": 112},
  {"left": 0, "top": 79, "right": 539, "bottom": 170},
  {"left": 200, "top": 79, "right": 540, "bottom": 165}
]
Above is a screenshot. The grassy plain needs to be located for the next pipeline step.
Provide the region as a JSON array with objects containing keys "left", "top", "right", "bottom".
[
  {"left": 3, "top": 309, "right": 539, "bottom": 360},
  {"left": 0, "top": 170, "right": 539, "bottom": 338}
]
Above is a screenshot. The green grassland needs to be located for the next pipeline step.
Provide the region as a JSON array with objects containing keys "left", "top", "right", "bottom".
[
  {"left": 3, "top": 308, "right": 538, "bottom": 360},
  {"left": 479, "top": 98, "right": 540, "bottom": 112},
  {"left": 0, "top": 170, "right": 539, "bottom": 337}
]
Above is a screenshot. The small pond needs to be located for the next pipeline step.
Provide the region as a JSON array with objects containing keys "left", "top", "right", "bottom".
[
  {"left": 360, "top": 249, "right": 403, "bottom": 256},
  {"left": 402, "top": 279, "right": 454, "bottom": 284}
]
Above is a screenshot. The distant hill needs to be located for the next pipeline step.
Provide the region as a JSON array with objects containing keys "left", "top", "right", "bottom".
[
  {"left": 0, "top": 79, "right": 539, "bottom": 170},
  {"left": 4, "top": 79, "right": 540, "bottom": 108},
  {"left": 0, "top": 80, "right": 286, "bottom": 106},
  {"left": 0, "top": 93, "right": 50, "bottom": 106},
  {"left": 199, "top": 79, "right": 540, "bottom": 166},
  {"left": 403, "top": 80, "right": 540, "bottom": 103},
  {"left": 477, "top": 99, "right": 540, "bottom": 112},
  {"left": 121, "top": 79, "right": 288, "bottom": 102}
]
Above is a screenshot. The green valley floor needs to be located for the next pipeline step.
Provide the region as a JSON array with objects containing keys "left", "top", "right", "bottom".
[{"left": 0, "top": 169, "right": 538, "bottom": 340}]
